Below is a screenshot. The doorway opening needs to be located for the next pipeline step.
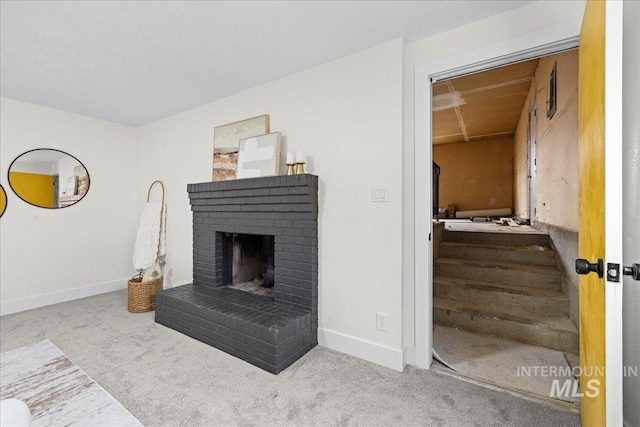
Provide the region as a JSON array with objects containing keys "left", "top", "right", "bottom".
[{"left": 428, "top": 49, "right": 580, "bottom": 405}]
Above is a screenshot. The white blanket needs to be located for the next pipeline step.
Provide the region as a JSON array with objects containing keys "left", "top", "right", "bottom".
[{"left": 132, "top": 201, "right": 166, "bottom": 271}]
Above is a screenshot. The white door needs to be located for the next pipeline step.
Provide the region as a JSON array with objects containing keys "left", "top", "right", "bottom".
[
  {"left": 528, "top": 107, "right": 537, "bottom": 221},
  {"left": 622, "top": 1, "right": 640, "bottom": 424}
]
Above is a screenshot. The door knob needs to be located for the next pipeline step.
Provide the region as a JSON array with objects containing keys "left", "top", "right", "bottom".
[
  {"left": 623, "top": 264, "right": 640, "bottom": 281},
  {"left": 575, "top": 258, "right": 604, "bottom": 278}
]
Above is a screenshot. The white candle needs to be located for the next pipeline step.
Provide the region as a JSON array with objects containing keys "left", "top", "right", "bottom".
[
  {"left": 295, "top": 150, "right": 305, "bottom": 163},
  {"left": 286, "top": 152, "right": 294, "bottom": 164}
]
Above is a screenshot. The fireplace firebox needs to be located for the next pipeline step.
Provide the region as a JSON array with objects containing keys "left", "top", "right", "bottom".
[
  {"left": 224, "top": 233, "right": 275, "bottom": 298},
  {"left": 155, "top": 174, "right": 318, "bottom": 374}
]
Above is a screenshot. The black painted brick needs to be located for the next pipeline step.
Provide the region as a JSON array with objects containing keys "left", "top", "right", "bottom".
[{"left": 158, "top": 175, "right": 318, "bottom": 374}]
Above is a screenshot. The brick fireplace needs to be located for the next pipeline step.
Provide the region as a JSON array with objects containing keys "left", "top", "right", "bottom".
[{"left": 155, "top": 174, "right": 318, "bottom": 374}]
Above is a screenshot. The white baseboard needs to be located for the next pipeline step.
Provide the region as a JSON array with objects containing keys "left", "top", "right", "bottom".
[
  {"left": 317, "top": 327, "right": 405, "bottom": 372},
  {"left": 403, "top": 345, "right": 416, "bottom": 367},
  {"left": 0, "top": 278, "right": 129, "bottom": 316}
]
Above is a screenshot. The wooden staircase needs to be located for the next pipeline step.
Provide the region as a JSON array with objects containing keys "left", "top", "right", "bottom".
[{"left": 434, "top": 228, "right": 579, "bottom": 353}]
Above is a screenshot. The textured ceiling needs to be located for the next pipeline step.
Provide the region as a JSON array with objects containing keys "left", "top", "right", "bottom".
[
  {"left": 1, "top": 1, "right": 533, "bottom": 127},
  {"left": 432, "top": 59, "right": 539, "bottom": 145}
]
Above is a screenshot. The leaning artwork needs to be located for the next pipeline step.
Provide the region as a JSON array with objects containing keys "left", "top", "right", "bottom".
[
  {"left": 212, "top": 114, "right": 270, "bottom": 181},
  {"left": 236, "top": 132, "right": 281, "bottom": 179}
]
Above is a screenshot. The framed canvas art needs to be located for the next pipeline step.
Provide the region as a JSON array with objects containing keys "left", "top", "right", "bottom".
[
  {"left": 236, "top": 132, "right": 281, "bottom": 179},
  {"left": 212, "top": 114, "right": 270, "bottom": 181}
]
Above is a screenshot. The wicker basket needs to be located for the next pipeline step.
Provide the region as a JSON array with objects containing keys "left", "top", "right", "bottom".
[
  {"left": 129, "top": 180, "right": 166, "bottom": 313},
  {"left": 127, "top": 276, "right": 164, "bottom": 313}
]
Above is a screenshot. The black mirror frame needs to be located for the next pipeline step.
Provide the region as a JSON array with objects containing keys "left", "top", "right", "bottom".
[
  {"left": 0, "top": 184, "right": 7, "bottom": 217},
  {"left": 7, "top": 148, "right": 91, "bottom": 210}
]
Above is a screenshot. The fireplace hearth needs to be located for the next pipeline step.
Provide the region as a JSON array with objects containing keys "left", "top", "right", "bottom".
[{"left": 155, "top": 174, "right": 318, "bottom": 374}]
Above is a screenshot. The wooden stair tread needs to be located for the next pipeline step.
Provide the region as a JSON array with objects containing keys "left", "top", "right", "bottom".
[
  {"left": 436, "top": 257, "right": 561, "bottom": 275},
  {"left": 433, "top": 276, "right": 568, "bottom": 300},
  {"left": 433, "top": 297, "right": 577, "bottom": 334},
  {"left": 442, "top": 229, "right": 551, "bottom": 247},
  {"left": 444, "top": 228, "right": 548, "bottom": 235},
  {"left": 439, "top": 241, "right": 552, "bottom": 252}
]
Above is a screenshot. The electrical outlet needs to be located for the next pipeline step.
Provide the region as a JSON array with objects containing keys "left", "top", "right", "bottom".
[{"left": 376, "top": 312, "right": 388, "bottom": 332}]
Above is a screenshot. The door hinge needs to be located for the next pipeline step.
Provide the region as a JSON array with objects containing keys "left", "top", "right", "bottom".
[
  {"left": 607, "top": 263, "right": 620, "bottom": 282},
  {"left": 429, "top": 233, "right": 431, "bottom": 241}
]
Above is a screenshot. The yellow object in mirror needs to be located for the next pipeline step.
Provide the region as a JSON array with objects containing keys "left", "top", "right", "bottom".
[
  {"left": 8, "top": 149, "right": 90, "bottom": 209},
  {"left": 0, "top": 184, "right": 7, "bottom": 217}
]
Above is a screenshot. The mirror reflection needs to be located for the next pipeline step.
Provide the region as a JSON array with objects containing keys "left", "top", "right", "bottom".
[
  {"left": 8, "top": 149, "right": 90, "bottom": 209},
  {"left": 0, "top": 184, "right": 7, "bottom": 217}
]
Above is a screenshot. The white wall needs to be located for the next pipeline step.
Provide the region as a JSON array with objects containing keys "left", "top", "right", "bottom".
[
  {"left": 623, "top": 0, "right": 640, "bottom": 424},
  {"left": 135, "top": 41, "right": 405, "bottom": 358},
  {"left": 0, "top": 1, "right": 593, "bottom": 371},
  {"left": 401, "top": 1, "right": 586, "bottom": 349},
  {"left": 0, "top": 97, "right": 138, "bottom": 313},
  {"left": 10, "top": 161, "right": 56, "bottom": 175}
]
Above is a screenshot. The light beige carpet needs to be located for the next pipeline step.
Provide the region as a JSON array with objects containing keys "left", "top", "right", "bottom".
[
  {"left": 433, "top": 326, "right": 579, "bottom": 404},
  {"left": 1, "top": 339, "right": 142, "bottom": 426},
  {"left": 0, "top": 290, "right": 582, "bottom": 426}
]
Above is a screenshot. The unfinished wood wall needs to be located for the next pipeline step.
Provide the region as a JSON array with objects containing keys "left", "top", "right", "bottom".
[
  {"left": 433, "top": 136, "right": 513, "bottom": 213},
  {"left": 513, "top": 49, "right": 579, "bottom": 230}
]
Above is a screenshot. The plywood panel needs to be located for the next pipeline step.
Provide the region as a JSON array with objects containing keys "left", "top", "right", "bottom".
[
  {"left": 433, "top": 108, "right": 463, "bottom": 138},
  {"left": 432, "top": 83, "right": 450, "bottom": 96},
  {"left": 433, "top": 59, "right": 537, "bottom": 145},
  {"left": 433, "top": 136, "right": 514, "bottom": 211},
  {"left": 460, "top": 103, "right": 525, "bottom": 118},
  {"left": 461, "top": 81, "right": 533, "bottom": 102},
  {"left": 465, "top": 124, "right": 520, "bottom": 139},
  {"left": 447, "top": 60, "right": 538, "bottom": 92},
  {"left": 433, "top": 135, "right": 465, "bottom": 145}
]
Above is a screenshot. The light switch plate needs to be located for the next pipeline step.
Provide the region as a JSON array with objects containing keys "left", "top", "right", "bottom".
[{"left": 371, "top": 186, "right": 388, "bottom": 202}]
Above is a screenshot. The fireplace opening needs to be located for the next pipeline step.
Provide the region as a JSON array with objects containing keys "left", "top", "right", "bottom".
[{"left": 223, "top": 233, "right": 275, "bottom": 298}]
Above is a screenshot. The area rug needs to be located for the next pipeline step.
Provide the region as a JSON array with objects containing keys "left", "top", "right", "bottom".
[
  {"left": 1, "top": 339, "right": 142, "bottom": 426},
  {"left": 433, "top": 326, "right": 579, "bottom": 404}
]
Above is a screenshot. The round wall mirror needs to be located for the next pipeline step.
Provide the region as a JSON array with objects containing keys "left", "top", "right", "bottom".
[
  {"left": 0, "top": 184, "right": 7, "bottom": 217},
  {"left": 8, "top": 149, "right": 90, "bottom": 209}
]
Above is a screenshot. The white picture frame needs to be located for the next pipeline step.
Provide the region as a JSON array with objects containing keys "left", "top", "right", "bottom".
[{"left": 236, "top": 132, "right": 281, "bottom": 179}]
